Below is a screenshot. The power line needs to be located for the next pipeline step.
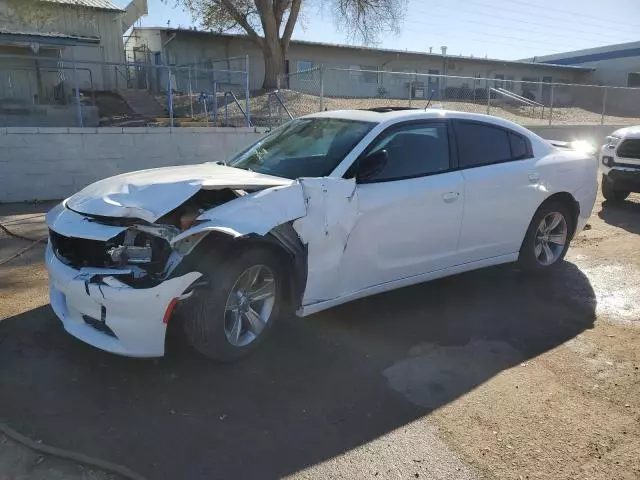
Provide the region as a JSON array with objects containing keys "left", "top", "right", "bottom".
[
  {"left": 395, "top": 20, "right": 605, "bottom": 52},
  {"left": 373, "top": 25, "right": 576, "bottom": 55},
  {"left": 452, "top": 0, "right": 640, "bottom": 35},
  {"left": 417, "top": 1, "right": 630, "bottom": 42},
  {"left": 507, "top": 0, "right": 640, "bottom": 30},
  {"left": 417, "top": 3, "right": 639, "bottom": 44},
  {"left": 400, "top": 11, "right": 637, "bottom": 48}
]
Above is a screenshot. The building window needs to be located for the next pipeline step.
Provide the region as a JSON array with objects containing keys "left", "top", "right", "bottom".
[
  {"left": 296, "top": 60, "right": 314, "bottom": 81},
  {"left": 361, "top": 65, "right": 378, "bottom": 84},
  {"left": 494, "top": 74, "right": 505, "bottom": 88},
  {"left": 505, "top": 75, "right": 515, "bottom": 91},
  {"left": 628, "top": 73, "right": 640, "bottom": 88},
  {"left": 349, "top": 65, "right": 378, "bottom": 83}
]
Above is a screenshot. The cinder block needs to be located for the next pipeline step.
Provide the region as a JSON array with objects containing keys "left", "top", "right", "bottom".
[
  {"left": 122, "top": 127, "right": 150, "bottom": 134},
  {"left": 96, "top": 127, "right": 124, "bottom": 134},
  {"left": 37, "top": 127, "right": 70, "bottom": 134},
  {"left": 6, "top": 127, "right": 39, "bottom": 134},
  {"left": 86, "top": 134, "right": 135, "bottom": 149}
]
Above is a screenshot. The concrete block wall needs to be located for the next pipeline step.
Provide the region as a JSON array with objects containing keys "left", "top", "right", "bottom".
[
  {"left": 0, "top": 127, "right": 265, "bottom": 203},
  {"left": 0, "top": 124, "right": 623, "bottom": 204}
]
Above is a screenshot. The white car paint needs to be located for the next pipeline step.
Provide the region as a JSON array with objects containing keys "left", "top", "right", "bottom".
[
  {"left": 340, "top": 171, "right": 466, "bottom": 293},
  {"left": 47, "top": 243, "right": 202, "bottom": 357},
  {"left": 46, "top": 109, "right": 598, "bottom": 357}
]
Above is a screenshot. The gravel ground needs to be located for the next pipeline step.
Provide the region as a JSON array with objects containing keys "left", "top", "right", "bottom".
[{"left": 0, "top": 187, "right": 638, "bottom": 480}]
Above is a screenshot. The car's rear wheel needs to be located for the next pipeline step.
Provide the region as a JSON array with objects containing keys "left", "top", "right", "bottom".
[
  {"left": 601, "top": 174, "right": 630, "bottom": 203},
  {"left": 518, "top": 201, "right": 573, "bottom": 273},
  {"left": 181, "top": 247, "right": 285, "bottom": 362}
]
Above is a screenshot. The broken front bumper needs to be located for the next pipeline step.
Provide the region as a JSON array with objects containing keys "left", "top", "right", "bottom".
[{"left": 46, "top": 243, "right": 201, "bottom": 358}]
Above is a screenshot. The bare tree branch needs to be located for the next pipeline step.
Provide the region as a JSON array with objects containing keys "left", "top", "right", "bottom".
[
  {"left": 280, "top": 0, "right": 301, "bottom": 48},
  {"left": 167, "top": 0, "right": 408, "bottom": 88},
  {"left": 219, "top": 0, "right": 264, "bottom": 44}
]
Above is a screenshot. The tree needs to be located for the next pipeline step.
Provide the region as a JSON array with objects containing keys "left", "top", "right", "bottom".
[{"left": 173, "top": 0, "right": 407, "bottom": 90}]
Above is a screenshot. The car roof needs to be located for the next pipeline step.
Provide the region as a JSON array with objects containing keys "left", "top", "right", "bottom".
[{"left": 306, "top": 108, "right": 538, "bottom": 138}]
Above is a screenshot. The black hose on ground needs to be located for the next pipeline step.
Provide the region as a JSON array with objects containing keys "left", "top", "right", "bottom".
[
  {"left": 0, "top": 422, "right": 147, "bottom": 480},
  {"left": 0, "top": 222, "right": 46, "bottom": 243}
]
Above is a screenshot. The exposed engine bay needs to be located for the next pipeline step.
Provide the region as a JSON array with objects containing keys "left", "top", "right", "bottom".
[{"left": 49, "top": 188, "right": 248, "bottom": 287}]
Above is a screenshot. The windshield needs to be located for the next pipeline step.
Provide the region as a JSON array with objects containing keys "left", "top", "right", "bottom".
[{"left": 227, "top": 117, "right": 375, "bottom": 179}]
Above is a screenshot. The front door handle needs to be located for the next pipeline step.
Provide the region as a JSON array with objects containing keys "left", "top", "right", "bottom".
[{"left": 442, "top": 192, "right": 460, "bottom": 203}]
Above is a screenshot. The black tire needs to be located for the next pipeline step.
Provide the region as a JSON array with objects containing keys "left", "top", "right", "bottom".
[
  {"left": 518, "top": 201, "right": 574, "bottom": 274},
  {"left": 601, "top": 174, "right": 630, "bottom": 203},
  {"left": 180, "top": 246, "right": 286, "bottom": 362}
]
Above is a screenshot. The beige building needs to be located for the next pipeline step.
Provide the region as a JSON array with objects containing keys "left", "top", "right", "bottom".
[
  {"left": 0, "top": 0, "right": 146, "bottom": 102},
  {"left": 129, "top": 27, "right": 592, "bottom": 104}
]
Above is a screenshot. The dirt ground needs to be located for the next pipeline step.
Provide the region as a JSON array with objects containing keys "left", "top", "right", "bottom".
[{"left": 0, "top": 188, "right": 638, "bottom": 480}]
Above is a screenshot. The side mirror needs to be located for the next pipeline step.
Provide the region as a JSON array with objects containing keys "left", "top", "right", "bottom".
[{"left": 357, "top": 149, "right": 388, "bottom": 182}]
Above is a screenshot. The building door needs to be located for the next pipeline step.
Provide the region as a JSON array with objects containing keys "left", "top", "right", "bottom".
[{"left": 427, "top": 69, "right": 440, "bottom": 98}]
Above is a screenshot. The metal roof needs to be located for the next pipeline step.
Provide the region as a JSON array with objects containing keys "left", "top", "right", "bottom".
[
  {"left": 43, "top": 0, "right": 124, "bottom": 12},
  {"left": 0, "top": 29, "right": 101, "bottom": 45}
]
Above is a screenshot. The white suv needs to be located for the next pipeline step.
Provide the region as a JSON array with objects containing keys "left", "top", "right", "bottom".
[{"left": 600, "top": 126, "right": 640, "bottom": 203}]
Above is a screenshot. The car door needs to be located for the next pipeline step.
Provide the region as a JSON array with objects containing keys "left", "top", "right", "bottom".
[
  {"left": 340, "top": 120, "right": 465, "bottom": 295},
  {"left": 452, "top": 120, "right": 542, "bottom": 263}
]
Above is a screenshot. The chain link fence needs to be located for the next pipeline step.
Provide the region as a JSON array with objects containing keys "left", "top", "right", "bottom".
[
  {"left": 274, "top": 66, "right": 640, "bottom": 127},
  {"left": 0, "top": 54, "right": 252, "bottom": 128}
]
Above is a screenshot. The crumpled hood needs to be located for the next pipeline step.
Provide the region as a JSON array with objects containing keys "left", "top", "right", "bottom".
[{"left": 65, "top": 163, "right": 292, "bottom": 223}]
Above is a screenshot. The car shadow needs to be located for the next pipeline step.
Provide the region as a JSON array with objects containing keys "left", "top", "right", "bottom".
[
  {"left": 599, "top": 199, "right": 640, "bottom": 235},
  {"left": 0, "top": 262, "right": 596, "bottom": 480}
]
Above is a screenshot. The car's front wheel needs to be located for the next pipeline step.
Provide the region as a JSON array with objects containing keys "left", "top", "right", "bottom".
[
  {"left": 518, "top": 201, "right": 573, "bottom": 273},
  {"left": 181, "top": 247, "right": 285, "bottom": 362},
  {"left": 601, "top": 174, "right": 630, "bottom": 203}
]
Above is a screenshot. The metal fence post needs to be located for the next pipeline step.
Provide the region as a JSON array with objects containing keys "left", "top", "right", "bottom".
[
  {"left": 319, "top": 65, "right": 324, "bottom": 112},
  {"left": 486, "top": 79, "right": 491, "bottom": 115},
  {"left": 408, "top": 78, "right": 413, "bottom": 107},
  {"left": 245, "top": 54, "right": 251, "bottom": 127},
  {"left": 188, "top": 67, "right": 194, "bottom": 119},
  {"left": 212, "top": 81, "right": 218, "bottom": 125},
  {"left": 167, "top": 66, "right": 174, "bottom": 128},
  {"left": 224, "top": 93, "right": 229, "bottom": 127},
  {"left": 601, "top": 86, "right": 608, "bottom": 126},
  {"left": 548, "top": 83, "right": 555, "bottom": 126},
  {"left": 72, "top": 60, "right": 83, "bottom": 128}
]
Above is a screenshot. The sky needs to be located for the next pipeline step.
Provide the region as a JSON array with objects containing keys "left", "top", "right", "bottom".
[{"left": 115, "top": 0, "right": 640, "bottom": 60}]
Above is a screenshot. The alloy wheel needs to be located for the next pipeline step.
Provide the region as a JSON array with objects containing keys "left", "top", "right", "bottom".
[
  {"left": 223, "top": 265, "right": 277, "bottom": 347},
  {"left": 534, "top": 212, "right": 568, "bottom": 266}
]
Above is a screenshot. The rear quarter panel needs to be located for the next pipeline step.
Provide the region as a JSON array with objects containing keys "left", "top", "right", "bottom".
[{"left": 536, "top": 149, "right": 598, "bottom": 232}]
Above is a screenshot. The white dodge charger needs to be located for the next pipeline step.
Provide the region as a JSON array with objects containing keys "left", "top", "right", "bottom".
[{"left": 46, "top": 109, "right": 598, "bottom": 361}]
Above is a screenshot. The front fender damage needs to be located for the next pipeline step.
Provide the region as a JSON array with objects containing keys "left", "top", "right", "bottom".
[{"left": 173, "top": 178, "right": 360, "bottom": 312}]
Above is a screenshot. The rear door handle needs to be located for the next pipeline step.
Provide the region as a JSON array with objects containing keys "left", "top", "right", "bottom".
[
  {"left": 528, "top": 173, "right": 540, "bottom": 183},
  {"left": 442, "top": 192, "right": 460, "bottom": 203}
]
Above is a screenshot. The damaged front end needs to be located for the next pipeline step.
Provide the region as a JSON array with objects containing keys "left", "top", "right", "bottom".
[
  {"left": 47, "top": 188, "right": 246, "bottom": 287},
  {"left": 46, "top": 166, "right": 360, "bottom": 357}
]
